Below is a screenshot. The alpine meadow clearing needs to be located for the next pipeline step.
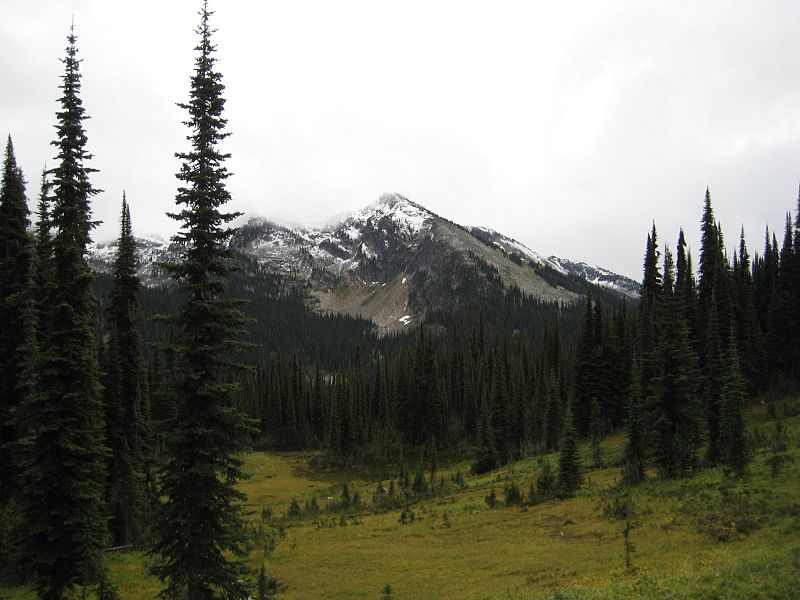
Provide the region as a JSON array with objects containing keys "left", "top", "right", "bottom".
[{"left": 2, "top": 399, "right": 798, "bottom": 600}]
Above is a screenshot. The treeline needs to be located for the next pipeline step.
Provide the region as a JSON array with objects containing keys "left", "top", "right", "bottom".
[
  {"left": 240, "top": 285, "right": 616, "bottom": 472},
  {"left": 620, "top": 189, "right": 800, "bottom": 484},
  {"left": 95, "top": 253, "right": 385, "bottom": 371}
]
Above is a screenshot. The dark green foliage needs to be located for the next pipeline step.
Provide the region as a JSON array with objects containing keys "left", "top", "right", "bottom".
[
  {"left": 256, "top": 565, "right": 269, "bottom": 600},
  {"left": 622, "top": 353, "right": 646, "bottom": 485},
  {"left": 381, "top": 583, "right": 394, "bottom": 600},
  {"left": 589, "top": 398, "right": 603, "bottom": 467},
  {"left": 103, "top": 195, "right": 150, "bottom": 546},
  {"left": 703, "top": 299, "right": 725, "bottom": 465},
  {"left": 14, "top": 28, "right": 110, "bottom": 598},
  {"left": 648, "top": 245, "right": 701, "bottom": 478},
  {"left": 0, "top": 135, "right": 33, "bottom": 504},
  {"left": 767, "top": 410, "right": 792, "bottom": 478},
  {"left": 601, "top": 486, "right": 636, "bottom": 571},
  {"left": 412, "top": 454, "right": 428, "bottom": 496},
  {"left": 484, "top": 487, "right": 498, "bottom": 509},
  {"left": 399, "top": 505, "right": 415, "bottom": 524},
  {"left": 471, "top": 389, "right": 500, "bottom": 474},
  {"left": 558, "top": 402, "right": 582, "bottom": 495},
  {"left": 503, "top": 482, "right": 524, "bottom": 506},
  {"left": 719, "top": 334, "right": 749, "bottom": 476},
  {"left": 287, "top": 499, "right": 302, "bottom": 519},
  {"left": 255, "top": 564, "right": 275, "bottom": 600},
  {"left": 150, "top": 6, "right": 254, "bottom": 598},
  {"left": 531, "top": 460, "right": 556, "bottom": 504}
]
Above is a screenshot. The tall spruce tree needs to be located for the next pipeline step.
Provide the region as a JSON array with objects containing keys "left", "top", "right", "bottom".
[
  {"left": 558, "top": 401, "right": 582, "bottom": 495},
  {"left": 150, "top": 4, "right": 254, "bottom": 598},
  {"left": 697, "top": 187, "right": 718, "bottom": 336},
  {"left": 103, "top": 195, "right": 149, "bottom": 546},
  {"left": 703, "top": 298, "right": 724, "bottom": 465},
  {"left": 719, "top": 332, "right": 749, "bottom": 476},
  {"left": 32, "top": 169, "right": 55, "bottom": 331},
  {"left": 649, "top": 246, "right": 701, "bottom": 478},
  {"left": 15, "top": 28, "right": 110, "bottom": 597},
  {"left": 622, "top": 351, "right": 646, "bottom": 485},
  {"left": 0, "top": 135, "right": 33, "bottom": 503}
]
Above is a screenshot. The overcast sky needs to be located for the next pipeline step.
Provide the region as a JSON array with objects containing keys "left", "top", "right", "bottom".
[{"left": 2, "top": 1, "right": 799, "bottom": 279}]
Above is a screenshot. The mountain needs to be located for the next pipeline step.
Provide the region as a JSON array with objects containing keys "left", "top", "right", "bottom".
[{"left": 89, "top": 193, "right": 639, "bottom": 331}]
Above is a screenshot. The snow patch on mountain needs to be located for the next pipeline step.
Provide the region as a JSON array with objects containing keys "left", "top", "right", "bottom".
[
  {"left": 547, "top": 257, "right": 640, "bottom": 298},
  {"left": 468, "top": 226, "right": 567, "bottom": 274}
]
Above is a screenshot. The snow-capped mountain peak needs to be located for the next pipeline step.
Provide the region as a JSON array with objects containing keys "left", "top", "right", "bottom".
[
  {"left": 89, "top": 193, "right": 640, "bottom": 330},
  {"left": 338, "top": 193, "right": 433, "bottom": 238}
]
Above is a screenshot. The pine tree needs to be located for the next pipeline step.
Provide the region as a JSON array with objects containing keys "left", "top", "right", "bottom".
[
  {"left": 103, "top": 195, "right": 149, "bottom": 546},
  {"left": 542, "top": 368, "right": 561, "bottom": 451},
  {"left": 698, "top": 187, "right": 719, "bottom": 341},
  {"left": 558, "top": 401, "right": 582, "bottom": 495},
  {"left": 589, "top": 398, "right": 603, "bottom": 467},
  {"left": 793, "top": 190, "right": 800, "bottom": 378},
  {"left": 471, "top": 388, "right": 499, "bottom": 474},
  {"left": 769, "top": 213, "right": 796, "bottom": 378},
  {"left": 649, "top": 246, "right": 701, "bottom": 478},
  {"left": 15, "top": 27, "right": 110, "bottom": 597},
  {"left": 703, "top": 298, "right": 724, "bottom": 465},
  {"left": 639, "top": 225, "right": 662, "bottom": 403},
  {"left": 732, "top": 228, "right": 762, "bottom": 391},
  {"left": 719, "top": 333, "right": 749, "bottom": 476},
  {"left": 256, "top": 564, "right": 271, "bottom": 600},
  {"left": 32, "top": 169, "right": 54, "bottom": 333},
  {"left": 0, "top": 135, "right": 33, "bottom": 504},
  {"left": 151, "top": 4, "right": 254, "bottom": 598},
  {"left": 573, "top": 293, "right": 597, "bottom": 436},
  {"left": 622, "top": 352, "right": 646, "bottom": 485},
  {"left": 675, "top": 228, "right": 696, "bottom": 332}
]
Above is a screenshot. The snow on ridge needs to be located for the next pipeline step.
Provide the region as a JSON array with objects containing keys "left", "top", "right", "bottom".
[
  {"left": 344, "top": 193, "right": 432, "bottom": 236},
  {"left": 469, "top": 225, "right": 568, "bottom": 274}
]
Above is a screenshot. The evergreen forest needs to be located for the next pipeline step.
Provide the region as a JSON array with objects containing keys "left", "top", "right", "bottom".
[{"left": 1, "top": 3, "right": 799, "bottom": 599}]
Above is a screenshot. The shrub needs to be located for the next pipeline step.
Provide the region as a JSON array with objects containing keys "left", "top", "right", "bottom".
[
  {"left": 485, "top": 488, "right": 498, "bottom": 509},
  {"left": 504, "top": 482, "right": 524, "bottom": 506}
]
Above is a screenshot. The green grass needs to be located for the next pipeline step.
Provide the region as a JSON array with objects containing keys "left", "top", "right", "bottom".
[{"left": 2, "top": 400, "right": 798, "bottom": 599}]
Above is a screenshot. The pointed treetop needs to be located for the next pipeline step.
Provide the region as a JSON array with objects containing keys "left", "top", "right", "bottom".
[{"left": 795, "top": 183, "right": 800, "bottom": 251}]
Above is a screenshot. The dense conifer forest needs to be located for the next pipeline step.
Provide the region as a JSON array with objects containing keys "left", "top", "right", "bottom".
[{"left": 1, "top": 2, "right": 799, "bottom": 599}]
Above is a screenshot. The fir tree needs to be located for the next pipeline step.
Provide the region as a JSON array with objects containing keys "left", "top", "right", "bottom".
[
  {"left": 649, "top": 245, "right": 701, "bottom": 478},
  {"left": 589, "top": 398, "right": 603, "bottom": 467},
  {"left": 412, "top": 452, "right": 427, "bottom": 496},
  {"left": 32, "top": 169, "right": 54, "bottom": 328},
  {"left": 703, "top": 298, "right": 724, "bottom": 465},
  {"left": 558, "top": 402, "right": 582, "bottom": 495},
  {"left": 622, "top": 352, "right": 646, "bottom": 485},
  {"left": 719, "top": 333, "right": 749, "bottom": 476},
  {"left": 0, "top": 135, "right": 33, "bottom": 503},
  {"left": 103, "top": 195, "right": 149, "bottom": 546},
  {"left": 471, "top": 388, "right": 499, "bottom": 474},
  {"left": 256, "top": 564, "right": 271, "bottom": 600},
  {"left": 150, "top": 4, "right": 254, "bottom": 598},
  {"left": 15, "top": 27, "right": 110, "bottom": 597}
]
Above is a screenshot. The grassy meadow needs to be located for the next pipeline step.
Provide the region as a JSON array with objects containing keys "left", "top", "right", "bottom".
[{"left": 2, "top": 399, "right": 799, "bottom": 600}]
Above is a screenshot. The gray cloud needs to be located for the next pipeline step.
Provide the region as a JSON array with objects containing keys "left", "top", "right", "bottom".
[{"left": 2, "top": 0, "right": 798, "bottom": 279}]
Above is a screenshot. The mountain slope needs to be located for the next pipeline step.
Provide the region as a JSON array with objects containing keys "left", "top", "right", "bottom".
[{"left": 89, "top": 193, "right": 639, "bottom": 331}]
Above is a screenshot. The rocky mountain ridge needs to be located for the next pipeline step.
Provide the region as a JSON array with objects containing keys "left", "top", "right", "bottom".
[{"left": 89, "top": 193, "right": 640, "bottom": 331}]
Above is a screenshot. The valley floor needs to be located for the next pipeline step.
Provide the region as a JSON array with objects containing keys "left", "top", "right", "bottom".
[{"left": 2, "top": 401, "right": 799, "bottom": 600}]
